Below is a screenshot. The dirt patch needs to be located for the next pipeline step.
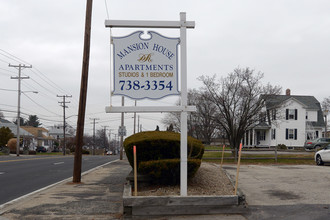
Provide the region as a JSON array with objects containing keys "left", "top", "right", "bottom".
[{"left": 136, "top": 162, "right": 235, "bottom": 196}]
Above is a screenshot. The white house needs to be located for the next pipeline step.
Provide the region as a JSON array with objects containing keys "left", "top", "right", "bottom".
[
  {"left": 243, "top": 89, "right": 325, "bottom": 148},
  {"left": 20, "top": 126, "right": 55, "bottom": 151}
]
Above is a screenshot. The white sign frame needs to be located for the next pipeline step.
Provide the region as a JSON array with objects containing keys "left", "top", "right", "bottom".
[{"left": 105, "top": 12, "right": 195, "bottom": 196}]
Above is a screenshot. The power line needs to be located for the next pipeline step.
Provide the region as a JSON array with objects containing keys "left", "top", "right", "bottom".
[{"left": 23, "top": 93, "right": 61, "bottom": 116}]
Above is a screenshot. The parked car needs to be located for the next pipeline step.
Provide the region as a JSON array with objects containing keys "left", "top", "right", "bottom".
[
  {"left": 304, "top": 138, "right": 330, "bottom": 151},
  {"left": 315, "top": 144, "right": 330, "bottom": 165},
  {"left": 36, "top": 146, "right": 47, "bottom": 153},
  {"left": 106, "top": 151, "right": 113, "bottom": 155}
]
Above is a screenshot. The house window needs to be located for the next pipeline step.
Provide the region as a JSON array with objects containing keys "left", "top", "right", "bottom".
[
  {"left": 288, "top": 129, "right": 294, "bottom": 139},
  {"left": 286, "top": 109, "right": 298, "bottom": 120},
  {"left": 286, "top": 128, "right": 297, "bottom": 140},
  {"left": 316, "top": 131, "right": 319, "bottom": 138},
  {"left": 257, "top": 130, "right": 266, "bottom": 141},
  {"left": 306, "top": 112, "right": 308, "bottom": 120},
  {"left": 289, "top": 109, "right": 295, "bottom": 119},
  {"left": 271, "top": 129, "right": 276, "bottom": 140},
  {"left": 271, "top": 109, "right": 276, "bottom": 120}
]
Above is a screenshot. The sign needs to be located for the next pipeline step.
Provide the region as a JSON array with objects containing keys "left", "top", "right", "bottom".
[
  {"left": 112, "top": 31, "right": 180, "bottom": 99},
  {"left": 118, "top": 126, "right": 127, "bottom": 137}
]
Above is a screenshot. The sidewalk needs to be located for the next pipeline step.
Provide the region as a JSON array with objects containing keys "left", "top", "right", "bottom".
[
  {"left": 0, "top": 159, "right": 131, "bottom": 220},
  {"left": 0, "top": 159, "right": 246, "bottom": 220}
]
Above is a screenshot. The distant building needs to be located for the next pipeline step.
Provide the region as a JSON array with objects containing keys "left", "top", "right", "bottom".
[
  {"left": 244, "top": 89, "right": 325, "bottom": 148},
  {"left": 0, "top": 118, "right": 33, "bottom": 137},
  {"left": 20, "top": 126, "right": 55, "bottom": 151},
  {"left": 48, "top": 124, "right": 75, "bottom": 140}
]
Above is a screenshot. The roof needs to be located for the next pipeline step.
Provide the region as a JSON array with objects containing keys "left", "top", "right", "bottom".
[
  {"left": 262, "top": 95, "right": 321, "bottom": 110},
  {"left": 20, "top": 126, "right": 54, "bottom": 140},
  {"left": 262, "top": 95, "right": 325, "bottom": 127},
  {"left": 0, "top": 119, "right": 33, "bottom": 136}
]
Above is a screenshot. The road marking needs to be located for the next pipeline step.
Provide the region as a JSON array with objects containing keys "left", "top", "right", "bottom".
[
  {"left": 0, "top": 156, "right": 70, "bottom": 163},
  {"left": 53, "top": 162, "right": 64, "bottom": 165},
  {"left": 0, "top": 172, "right": 4, "bottom": 175}
]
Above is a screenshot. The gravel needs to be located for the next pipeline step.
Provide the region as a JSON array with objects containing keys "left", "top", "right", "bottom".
[{"left": 136, "top": 162, "right": 235, "bottom": 196}]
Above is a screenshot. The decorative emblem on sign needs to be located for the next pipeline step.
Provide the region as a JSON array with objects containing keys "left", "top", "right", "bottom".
[{"left": 112, "top": 31, "right": 180, "bottom": 99}]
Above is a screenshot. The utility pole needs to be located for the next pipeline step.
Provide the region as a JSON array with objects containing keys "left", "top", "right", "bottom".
[
  {"left": 73, "top": 0, "right": 93, "bottom": 183},
  {"left": 108, "top": 129, "right": 113, "bottom": 151},
  {"left": 9, "top": 63, "right": 32, "bottom": 156},
  {"left": 57, "top": 95, "right": 72, "bottom": 155},
  {"left": 102, "top": 125, "right": 108, "bottom": 153},
  {"left": 90, "top": 118, "right": 99, "bottom": 155},
  {"left": 120, "top": 96, "right": 124, "bottom": 160},
  {"left": 114, "top": 133, "right": 117, "bottom": 154}
]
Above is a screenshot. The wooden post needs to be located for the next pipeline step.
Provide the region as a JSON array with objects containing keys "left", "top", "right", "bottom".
[
  {"left": 133, "top": 145, "right": 137, "bottom": 196},
  {"left": 234, "top": 143, "right": 243, "bottom": 195},
  {"left": 275, "top": 145, "right": 278, "bottom": 163},
  {"left": 220, "top": 144, "right": 225, "bottom": 168},
  {"left": 73, "top": 0, "right": 93, "bottom": 183}
]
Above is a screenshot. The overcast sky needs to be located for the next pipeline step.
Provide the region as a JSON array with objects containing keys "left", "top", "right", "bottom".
[{"left": 1, "top": 0, "right": 330, "bottom": 137}]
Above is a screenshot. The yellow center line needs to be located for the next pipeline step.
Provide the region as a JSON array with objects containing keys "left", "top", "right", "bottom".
[{"left": 0, "top": 156, "right": 71, "bottom": 163}]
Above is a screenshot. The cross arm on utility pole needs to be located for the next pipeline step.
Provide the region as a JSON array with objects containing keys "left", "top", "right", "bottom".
[
  {"left": 9, "top": 63, "right": 32, "bottom": 156},
  {"left": 57, "top": 95, "right": 72, "bottom": 155}
]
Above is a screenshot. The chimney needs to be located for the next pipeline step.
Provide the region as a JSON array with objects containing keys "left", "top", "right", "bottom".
[{"left": 286, "top": 89, "right": 291, "bottom": 96}]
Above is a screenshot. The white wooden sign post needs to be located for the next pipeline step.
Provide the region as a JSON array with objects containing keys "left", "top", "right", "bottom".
[{"left": 105, "top": 12, "right": 195, "bottom": 196}]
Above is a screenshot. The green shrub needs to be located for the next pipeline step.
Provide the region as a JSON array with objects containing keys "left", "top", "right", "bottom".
[
  {"left": 123, "top": 131, "right": 204, "bottom": 184},
  {"left": 124, "top": 131, "right": 204, "bottom": 168},
  {"left": 277, "top": 144, "right": 287, "bottom": 150},
  {"left": 139, "top": 158, "right": 201, "bottom": 185},
  {"left": 82, "top": 149, "right": 90, "bottom": 154}
]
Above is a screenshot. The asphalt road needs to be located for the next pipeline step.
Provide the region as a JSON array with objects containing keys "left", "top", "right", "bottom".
[{"left": 0, "top": 154, "right": 119, "bottom": 205}]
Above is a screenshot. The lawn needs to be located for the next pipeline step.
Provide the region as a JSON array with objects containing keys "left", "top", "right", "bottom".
[{"left": 202, "top": 150, "right": 316, "bottom": 165}]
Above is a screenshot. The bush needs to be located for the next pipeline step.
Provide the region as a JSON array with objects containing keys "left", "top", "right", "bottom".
[
  {"left": 82, "top": 149, "right": 90, "bottom": 154},
  {"left": 124, "top": 131, "right": 204, "bottom": 168},
  {"left": 7, "top": 138, "right": 17, "bottom": 151},
  {"left": 139, "top": 158, "right": 201, "bottom": 185},
  {"left": 29, "top": 151, "right": 36, "bottom": 155},
  {"left": 277, "top": 144, "right": 287, "bottom": 150},
  {"left": 123, "top": 131, "right": 204, "bottom": 184}
]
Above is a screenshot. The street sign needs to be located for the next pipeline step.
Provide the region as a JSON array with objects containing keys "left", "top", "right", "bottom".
[
  {"left": 112, "top": 31, "right": 180, "bottom": 100},
  {"left": 118, "top": 126, "right": 127, "bottom": 137}
]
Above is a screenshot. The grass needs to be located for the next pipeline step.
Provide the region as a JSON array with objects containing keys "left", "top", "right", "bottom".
[
  {"left": 36, "top": 152, "right": 64, "bottom": 156},
  {"left": 204, "top": 145, "right": 231, "bottom": 151},
  {"left": 202, "top": 150, "right": 316, "bottom": 165}
]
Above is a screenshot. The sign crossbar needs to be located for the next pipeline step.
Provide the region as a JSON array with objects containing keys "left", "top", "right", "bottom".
[{"left": 105, "top": 20, "right": 195, "bottom": 29}]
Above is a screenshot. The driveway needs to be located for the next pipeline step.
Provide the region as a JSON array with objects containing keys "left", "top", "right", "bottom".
[
  {"left": 223, "top": 164, "right": 330, "bottom": 206},
  {"left": 223, "top": 164, "right": 330, "bottom": 219}
]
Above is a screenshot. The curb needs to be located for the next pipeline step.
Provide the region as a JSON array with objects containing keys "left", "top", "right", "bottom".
[{"left": 123, "top": 181, "right": 243, "bottom": 217}]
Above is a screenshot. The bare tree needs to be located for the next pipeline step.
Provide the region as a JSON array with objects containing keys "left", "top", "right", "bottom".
[
  {"left": 322, "top": 97, "right": 330, "bottom": 110},
  {"left": 161, "top": 89, "right": 218, "bottom": 144},
  {"left": 322, "top": 97, "right": 330, "bottom": 137},
  {"left": 188, "top": 89, "right": 218, "bottom": 144},
  {"left": 96, "top": 129, "right": 109, "bottom": 150},
  {"left": 200, "top": 67, "right": 281, "bottom": 160}
]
